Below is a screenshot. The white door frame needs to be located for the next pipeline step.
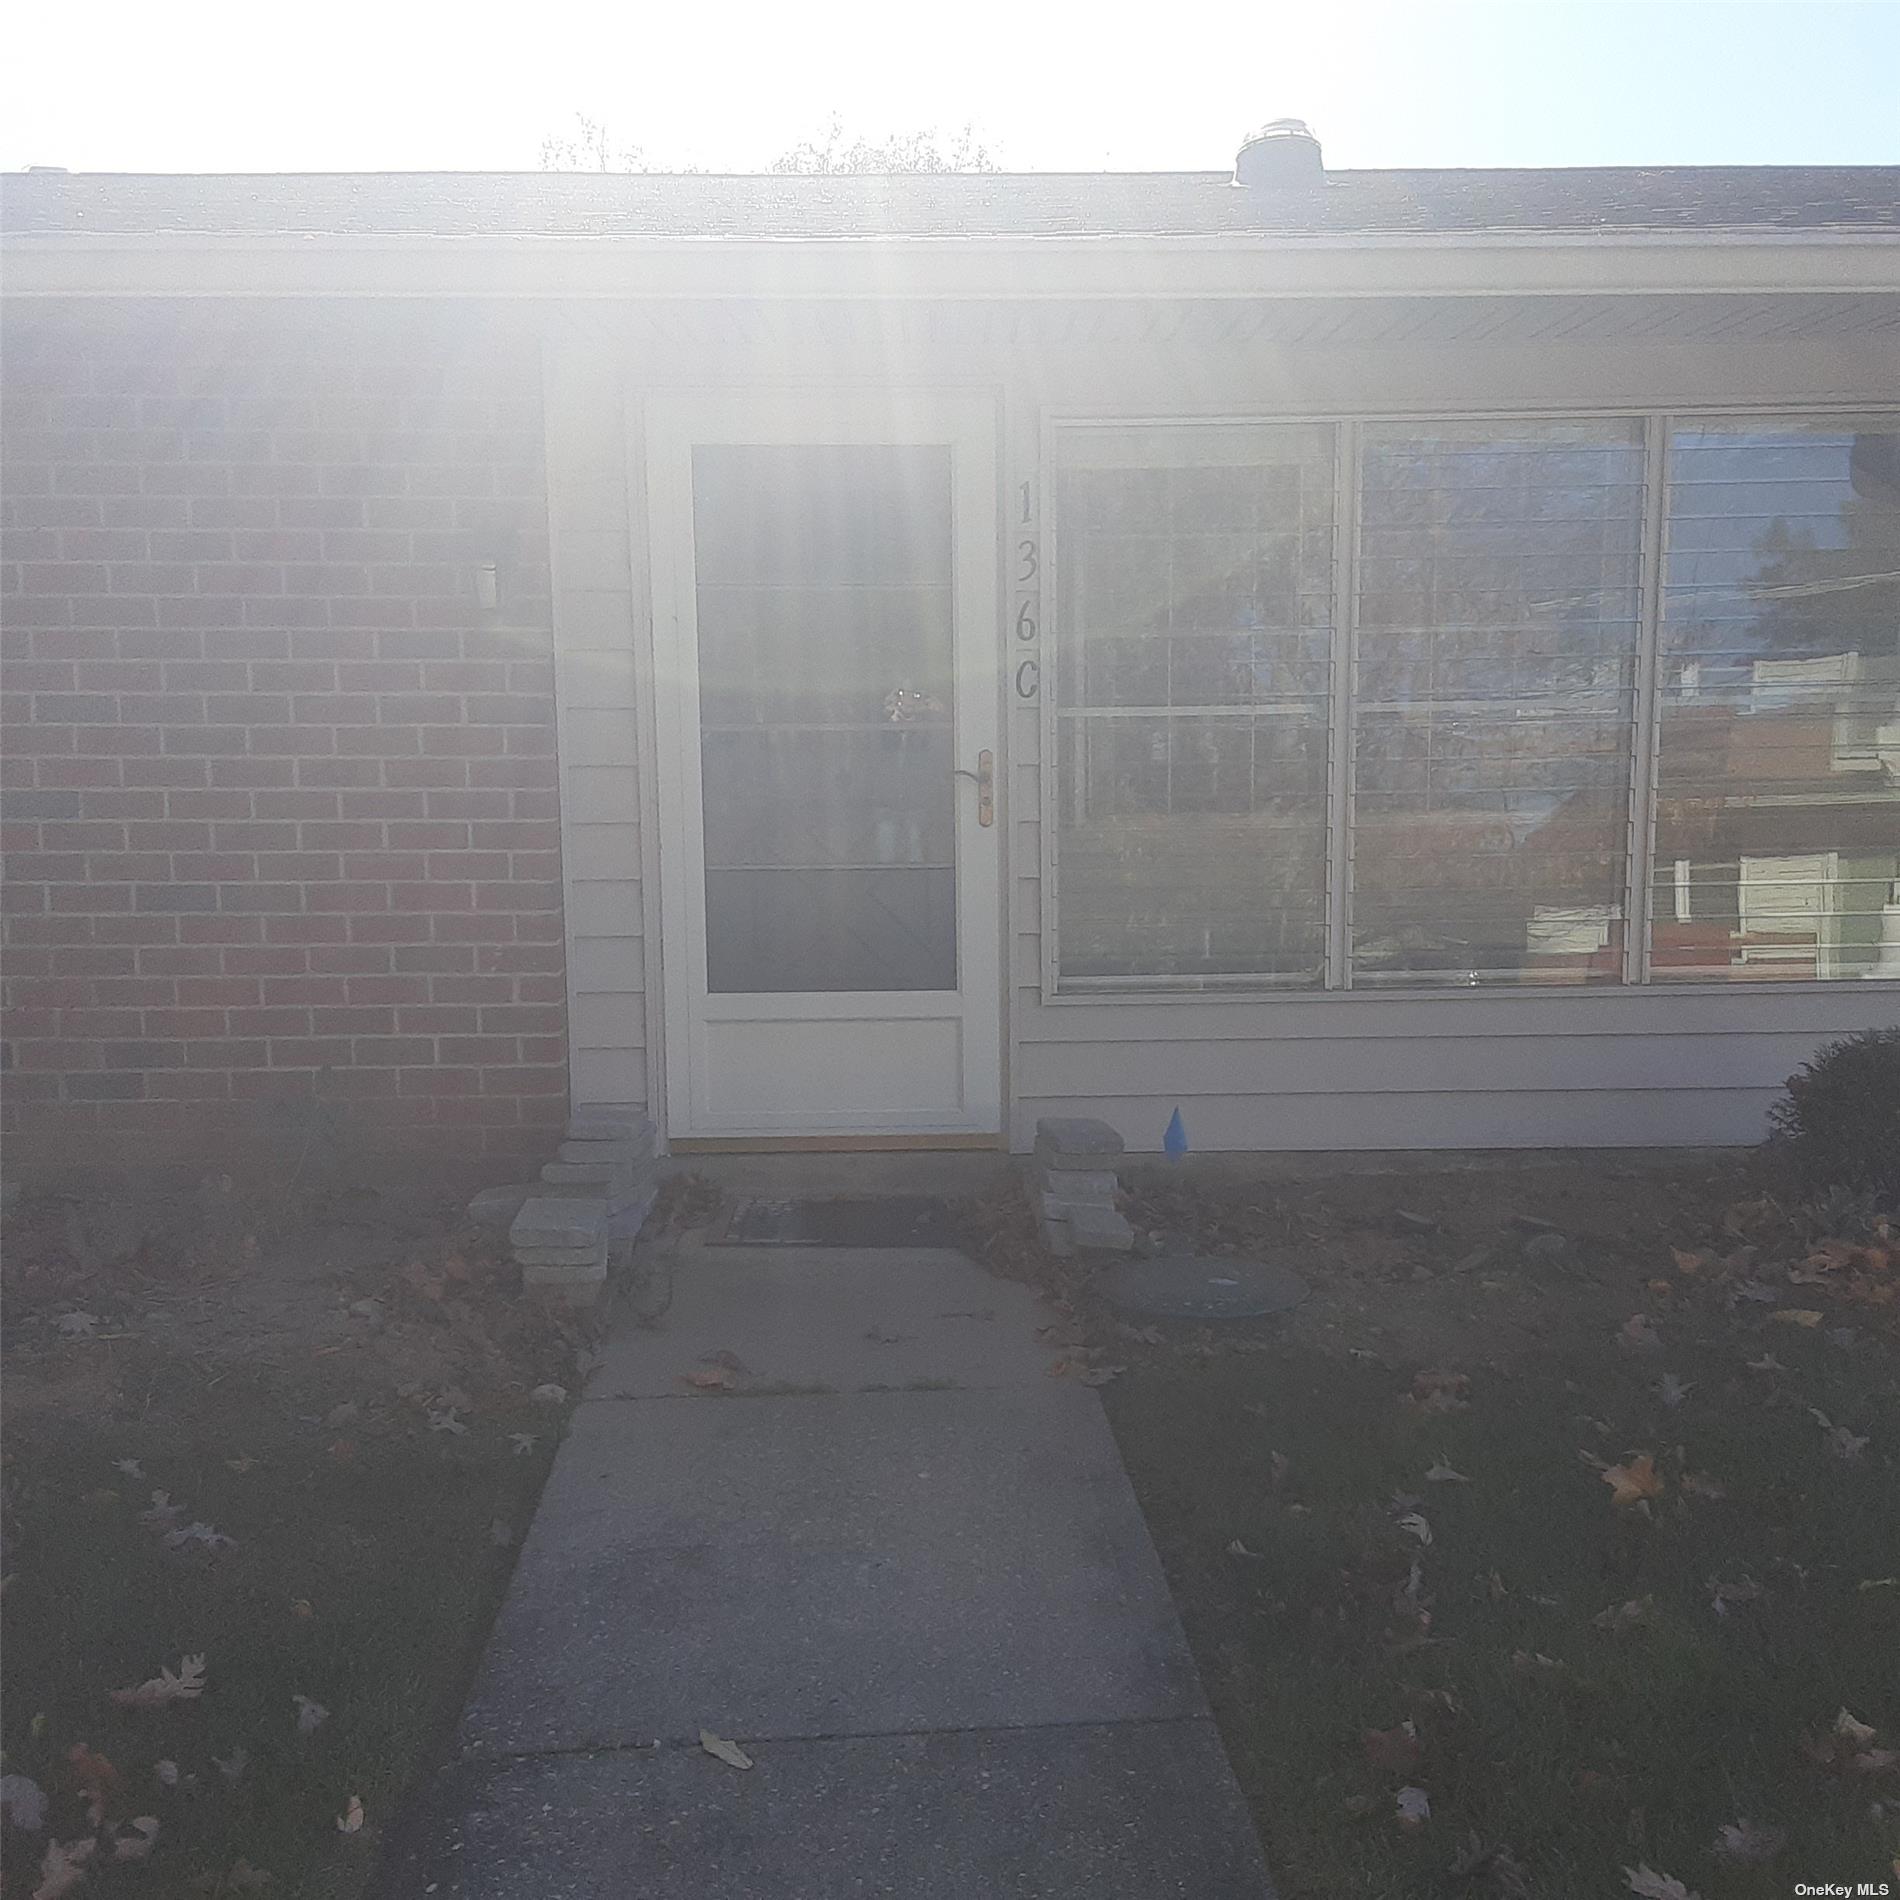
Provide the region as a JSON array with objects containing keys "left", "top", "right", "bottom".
[{"left": 644, "top": 390, "right": 1003, "bottom": 1141}]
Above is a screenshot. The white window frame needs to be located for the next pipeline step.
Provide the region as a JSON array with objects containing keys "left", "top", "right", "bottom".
[{"left": 1040, "top": 402, "right": 1900, "bottom": 1004}]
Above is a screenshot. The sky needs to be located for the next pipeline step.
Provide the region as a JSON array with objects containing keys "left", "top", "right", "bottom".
[{"left": 2, "top": 0, "right": 1897, "bottom": 175}]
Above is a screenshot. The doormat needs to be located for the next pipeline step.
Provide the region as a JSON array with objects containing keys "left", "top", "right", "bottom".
[{"left": 719, "top": 1196, "right": 962, "bottom": 1249}]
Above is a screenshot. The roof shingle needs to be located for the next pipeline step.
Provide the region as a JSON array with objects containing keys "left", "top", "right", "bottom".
[{"left": 5, "top": 165, "right": 1897, "bottom": 242}]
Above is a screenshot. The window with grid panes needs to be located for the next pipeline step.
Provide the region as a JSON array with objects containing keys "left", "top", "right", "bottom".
[
  {"left": 1052, "top": 425, "right": 1336, "bottom": 988},
  {"left": 1650, "top": 418, "right": 1900, "bottom": 983},
  {"left": 1049, "top": 413, "right": 1899, "bottom": 996},
  {"left": 1349, "top": 420, "right": 1648, "bottom": 986}
]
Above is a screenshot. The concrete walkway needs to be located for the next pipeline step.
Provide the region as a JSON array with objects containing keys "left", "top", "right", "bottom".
[{"left": 393, "top": 1240, "right": 1275, "bottom": 1897}]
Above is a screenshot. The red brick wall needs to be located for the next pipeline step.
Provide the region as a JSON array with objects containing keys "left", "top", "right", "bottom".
[{"left": 0, "top": 302, "right": 569, "bottom": 1166}]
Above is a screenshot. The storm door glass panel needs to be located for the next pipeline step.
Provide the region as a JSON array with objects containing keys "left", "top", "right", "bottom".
[
  {"left": 1650, "top": 418, "right": 1900, "bottom": 982},
  {"left": 1053, "top": 424, "right": 1336, "bottom": 990},
  {"left": 1351, "top": 420, "right": 1646, "bottom": 986},
  {"left": 692, "top": 445, "right": 956, "bottom": 993}
]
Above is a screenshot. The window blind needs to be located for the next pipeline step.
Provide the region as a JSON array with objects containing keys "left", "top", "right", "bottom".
[
  {"left": 1053, "top": 426, "right": 1336, "bottom": 988},
  {"left": 1350, "top": 421, "right": 1647, "bottom": 987}
]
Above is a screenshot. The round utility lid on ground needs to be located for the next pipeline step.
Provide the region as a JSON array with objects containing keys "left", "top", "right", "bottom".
[{"left": 1100, "top": 1254, "right": 1310, "bottom": 1320}]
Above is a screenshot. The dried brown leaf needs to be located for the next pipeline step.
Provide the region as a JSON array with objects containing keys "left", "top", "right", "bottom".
[
  {"left": 33, "top": 1837, "right": 96, "bottom": 1900},
  {"left": 110, "top": 1654, "right": 205, "bottom": 1709},
  {"left": 1448, "top": 1832, "right": 1532, "bottom": 1896},
  {"left": 1406, "top": 1369, "right": 1470, "bottom": 1415},
  {"left": 1616, "top": 1315, "right": 1663, "bottom": 1355},
  {"left": 1712, "top": 1818, "right": 1785, "bottom": 1864},
  {"left": 1592, "top": 1595, "right": 1656, "bottom": 1633},
  {"left": 699, "top": 1729, "right": 753, "bottom": 1770},
  {"left": 1361, "top": 1720, "right": 1421, "bottom": 1774},
  {"left": 1601, "top": 1455, "right": 1663, "bottom": 1507},
  {"left": 1624, "top": 1867, "right": 1699, "bottom": 1900},
  {"left": 1511, "top": 1649, "right": 1563, "bottom": 1673},
  {"left": 1708, "top": 1574, "right": 1763, "bottom": 1617},
  {"left": 110, "top": 1817, "right": 158, "bottom": 1862}
]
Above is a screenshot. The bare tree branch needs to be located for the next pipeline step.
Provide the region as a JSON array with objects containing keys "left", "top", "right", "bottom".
[
  {"left": 538, "top": 114, "right": 649, "bottom": 173},
  {"left": 537, "top": 112, "right": 998, "bottom": 175}
]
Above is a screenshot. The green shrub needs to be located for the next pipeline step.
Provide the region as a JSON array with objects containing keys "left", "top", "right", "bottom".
[{"left": 1767, "top": 1025, "right": 1900, "bottom": 1202}]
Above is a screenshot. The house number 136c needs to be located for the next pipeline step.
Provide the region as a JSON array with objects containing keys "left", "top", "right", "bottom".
[{"left": 1013, "top": 477, "right": 1040, "bottom": 702}]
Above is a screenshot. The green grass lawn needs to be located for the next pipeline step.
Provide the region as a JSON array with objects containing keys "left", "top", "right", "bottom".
[
  {"left": 0, "top": 1171, "right": 591, "bottom": 1900},
  {"left": 1107, "top": 1313, "right": 1900, "bottom": 1897},
  {"left": 1, "top": 1362, "right": 556, "bottom": 1897}
]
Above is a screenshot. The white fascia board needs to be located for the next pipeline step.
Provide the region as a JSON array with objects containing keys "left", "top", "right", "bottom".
[{"left": 4, "top": 229, "right": 1900, "bottom": 301}]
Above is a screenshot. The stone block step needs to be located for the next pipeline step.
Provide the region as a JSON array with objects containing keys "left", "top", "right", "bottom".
[
  {"left": 1034, "top": 1168, "right": 1119, "bottom": 1210},
  {"left": 535, "top": 1179, "right": 639, "bottom": 1212},
  {"left": 1034, "top": 1116, "right": 1125, "bottom": 1170},
  {"left": 467, "top": 1184, "right": 536, "bottom": 1230},
  {"left": 555, "top": 1138, "right": 654, "bottom": 1169},
  {"left": 520, "top": 1260, "right": 608, "bottom": 1307},
  {"left": 1069, "top": 1204, "right": 1135, "bottom": 1253},
  {"left": 514, "top": 1239, "right": 610, "bottom": 1269},
  {"left": 510, "top": 1197, "right": 607, "bottom": 1253},
  {"left": 541, "top": 1157, "right": 632, "bottom": 1187}
]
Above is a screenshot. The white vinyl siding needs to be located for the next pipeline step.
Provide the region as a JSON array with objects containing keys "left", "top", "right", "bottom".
[{"left": 544, "top": 329, "right": 651, "bottom": 1113}]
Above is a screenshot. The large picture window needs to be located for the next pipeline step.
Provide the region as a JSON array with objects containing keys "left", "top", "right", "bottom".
[
  {"left": 1054, "top": 426, "right": 1336, "bottom": 987},
  {"left": 1650, "top": 419, "right": 1900, "bottom": 982},
  {"left": 1352, "top": 421, "right": 1645, "bottom": 986},
  {"left": 1049, "top": 411, "right": 1900, "bottom": 994}
]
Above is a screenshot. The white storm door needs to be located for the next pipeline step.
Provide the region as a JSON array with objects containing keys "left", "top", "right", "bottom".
[{"left": 645, "top": 393, "right": 1002, "bottom": 1140}]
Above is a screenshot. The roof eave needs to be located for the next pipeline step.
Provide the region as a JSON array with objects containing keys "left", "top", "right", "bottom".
[{"left": 6, "top": 227, "right": 1900, "bottom": 300}]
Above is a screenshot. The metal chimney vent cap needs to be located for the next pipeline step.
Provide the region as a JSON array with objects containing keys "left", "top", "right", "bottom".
[{"left": 1234, "top": 119, "right": 1324, "bottom": 190}]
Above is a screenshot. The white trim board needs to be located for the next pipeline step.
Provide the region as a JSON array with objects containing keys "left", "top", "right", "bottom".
[{"left": 10, "top": 232, "right": 1900, "bottom": 302}]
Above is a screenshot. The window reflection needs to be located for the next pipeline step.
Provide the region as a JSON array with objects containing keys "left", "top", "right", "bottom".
[
  {"left": 1048, "top": 415, "right": 1899, "bottom": 995},
  {"left": 692, "top": 445, "right": 958, "bottom": 994},
  {"left": 1650, "top": 421, "right": 1900, "bottom": 982},
  {"left": 1054, "top": 428, "right": 1335, "bottom": 987},
  {"left": 1351, "top": 421, "right": 1646, "bottom": 986}
]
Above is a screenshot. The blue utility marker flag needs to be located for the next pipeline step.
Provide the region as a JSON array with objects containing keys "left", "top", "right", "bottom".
[{"left": 1163, "top": 1107, "right": 1189, "bottom": 1162}]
